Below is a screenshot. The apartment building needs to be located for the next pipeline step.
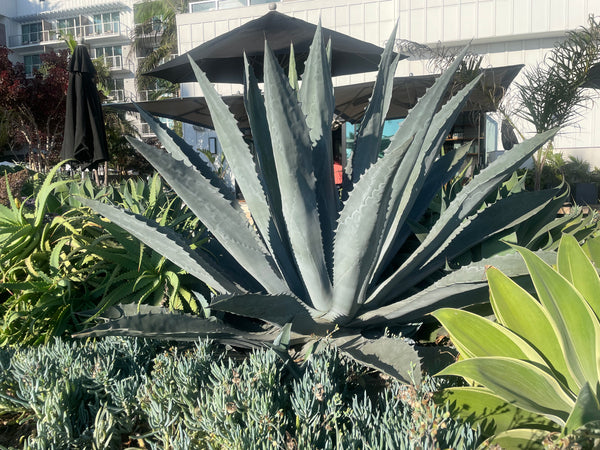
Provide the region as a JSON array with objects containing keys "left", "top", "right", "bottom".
[
  {"left": 175, "top": 0, "right": 600, "bottom": 166},
  {"left": 0, "top": 0, "right": 167, "bottom": 137}
]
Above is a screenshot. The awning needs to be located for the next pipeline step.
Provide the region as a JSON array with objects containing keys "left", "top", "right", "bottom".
[{"left": 108, "top": 64, "right": 523, "bottom": 129}]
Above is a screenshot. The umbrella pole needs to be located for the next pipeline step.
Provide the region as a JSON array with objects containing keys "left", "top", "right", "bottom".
[
  {"left": 93, "top": 168, "right": 100, "bottom": 185},
  {"left": 104, "top": 161, "right": 108, "bottom": 186}
]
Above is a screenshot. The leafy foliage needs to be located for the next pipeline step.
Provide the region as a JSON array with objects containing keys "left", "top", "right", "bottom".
[
  {"left": 0, "top": 336, "right": 479, "bottom": 449},
  {"left": 0, "top": 169, "right": 207, "bottom": 345},
  {"left": 80, "top": 24, "right": 564, "bottom": 380},
  {"left": 434, "top": 234, "right": 600, "bottom": 447},
  {"left": 0, "top": 46, "right": 69, "bottom": 168}
]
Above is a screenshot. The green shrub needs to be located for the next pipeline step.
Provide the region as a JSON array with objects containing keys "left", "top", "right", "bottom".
[
  {"left": 0, "top": 169, "right": 209, "bottom": 345},
  {"left": 0, "top": 337, "right": 479, "bottom": 449}
]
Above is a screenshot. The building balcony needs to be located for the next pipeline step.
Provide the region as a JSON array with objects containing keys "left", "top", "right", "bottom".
[{"left": 8, "top": 21, "right": 129, "bottom": 49}]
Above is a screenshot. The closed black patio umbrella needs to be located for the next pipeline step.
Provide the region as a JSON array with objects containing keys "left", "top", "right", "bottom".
[
  {"left": 144, "top": 10, "right": 403, "bottom": 84},
  {"left": 61, "top": 44, "right": 109, "bottom": 176}
]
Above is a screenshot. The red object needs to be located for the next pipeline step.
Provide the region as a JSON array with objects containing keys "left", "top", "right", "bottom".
[{"left": 334, "top": 161, "right": 343, "bottom": 185}]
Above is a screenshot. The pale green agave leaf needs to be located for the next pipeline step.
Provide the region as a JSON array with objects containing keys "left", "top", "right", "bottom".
[
  {"left": 263, "top": 40, "right": 332, "bottom": 309},
  {"left": 126, "top": 136, "right": 287, "bottom": 294},
  {"left": 436, "top": 387, "right": 557, "bottom": 439},
  {"left": 335, "top": 335, "right": 421, "bottom": 384},
  {"left": 437, "top": 357, "right": 574, "bottom": 426},
  {"left": 489, "top": 429, "right": 550, "bottom": 449},
  {"left": 78, "top": 197, "right": 242, "bottom": 295},
  {"left": 432, "top": 308, "right": 548, "bottom": 364},
  {"left": 487, "top": 267, "right": 579, "bottom": 394},
  {"left": 515, "top": 244, "right": 600, "bottom": 393},
  {"left": 557, "top": 234, "right": 600, "bottom": 319},
  {"left": 564, "top": 382, "right": 600, "bottom": 435}
]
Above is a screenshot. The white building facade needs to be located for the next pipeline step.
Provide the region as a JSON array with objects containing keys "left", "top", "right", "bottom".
[{"left": 176, "top": 0, "right": 600, "bottom": 166}]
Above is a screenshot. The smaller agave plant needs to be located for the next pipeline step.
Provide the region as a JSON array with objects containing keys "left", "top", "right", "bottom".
[
  {"left": 76, "top": 22, "right": 558, "bottom": 381},
  {"left": 434, "top": 234, "right": 600, "bottom": 447}
]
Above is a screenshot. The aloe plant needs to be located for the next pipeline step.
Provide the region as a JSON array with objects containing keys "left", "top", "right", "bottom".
[
  {"left": 76, "top": 23, "right": 560, "bottom": 381},
  {"left": 434, "top": 234, "right": 600, "bottom": 447}
]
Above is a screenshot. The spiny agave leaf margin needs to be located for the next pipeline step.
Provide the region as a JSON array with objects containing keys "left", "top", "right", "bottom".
[
  {"left": 330, "top": 136, "right": 413, "bottom": 320},
  {"left": 299, "top": 20, "right": 337, "bottom": 273},
  {"left": 243, "top": 54, "right": 304, "bottom": 298},
  {"left": 263, "top": 40, "right": 332, "bottom": 310},
  {"left": 209, "top": 293, "right": 331, "bottom": 337},
  {"left": 188, "top": 56, "right": 279, "bottom": 269},
  {"left": 375, "top": 75, "right": 482, "bottom": 276},
  {"left": 78, "top": 197, "right": 242, "bottom": 295},
  {"left": 369, "top": 128, "right": 558, "bottom": 306},
  {"left": 126, "top": 136, "right": 287, "bottom": 294},
  {"left": 351, "top": 21, "right": 400, "bottom": 182},
  {"left": 133, "top": 103, "right": 235, "bottom": 200},
  {"left": 412, "top": 187, "right": 562, "bottom": 284},
  {"left": 353, "top": 250, "right": 557, "bottom": 326}
]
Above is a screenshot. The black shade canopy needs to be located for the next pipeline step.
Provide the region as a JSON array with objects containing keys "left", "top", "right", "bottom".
[
  {"left": 60, "top": 44, "right": 109, "bottom": 168},
  {"left": 582, "top": 62, "right": 600, "bottom": 89},
  {"left": 109, "top": 65, "right": 522, "bottom": 129},
  {"left": 144, "top": 10, "right": 401, "bottom": 84}
]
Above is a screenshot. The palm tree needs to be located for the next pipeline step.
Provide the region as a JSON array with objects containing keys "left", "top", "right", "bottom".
[
  {"left": 130, "top": 0, "right": 190, "bottom": 99},
  {"left": 503, "top": 16, "right": 600, "bottom": 190}
]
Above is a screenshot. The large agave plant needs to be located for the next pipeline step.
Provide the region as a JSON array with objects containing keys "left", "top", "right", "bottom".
[{"left": 76, "top": 24, "right": 559, "bottom": 381}]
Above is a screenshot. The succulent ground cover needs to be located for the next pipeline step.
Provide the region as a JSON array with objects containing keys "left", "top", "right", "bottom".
[{"left": 0, "top": 336, "right": 479, "bottom": 449}]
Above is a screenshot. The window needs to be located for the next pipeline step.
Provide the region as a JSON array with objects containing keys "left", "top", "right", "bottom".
[
  {"left": 56, "top": 17, "right": 81, "bottom": 39},
  {"left": 93, "top": 12, "right": 120, "bottom": 35},
  {"left": 93, "top": 45, "right": 123, "bottom": 69},
  {"left": 22, "top": 22, "right": 42, "bottom": 45},
  {"left": 24, "top": 55, "right": 41, "bottom": 75},
  {"left": 189, "top": 0, "right": 280, "bottom": 12},
  {"left": 108, "top": 78, "right": 125, "bottom": 102}
]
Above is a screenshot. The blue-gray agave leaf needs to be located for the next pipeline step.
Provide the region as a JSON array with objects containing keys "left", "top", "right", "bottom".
[
  {"left": 335, "top": 335, "right": 421, "bottom": 384},
  {"left": 369, "top": 128, "right": 558, "bottom": 306},
  {"left": 330, "top": 136, "right": 414, "bottom": 321},
  {"left": 126, "top": 136, "right": 287, "bottom": 294},
  {"left": 73, "top": 304, "right": 278, "bottom": 347},
  {"left": 375, "top": 74, "right": 483, "bottom": 276},
  {"left": 210, "top": 293, "right": 331, "bottom": 337},
  {"left": 351, "top": 21, "right": 400, "bottom": 182},
  {"left": 133, "top": 103, "right": 235, "bottom": 200},
  {"left": 354, "top": 250, "right": 558, "bottom": 327},
  {"left": 78, "top": 197, "right": 243, "bottom": 295},
  {"left": 188, "top": 56, "right": 275, "bottom": 259},
  {"left": 243, "top": 54, "right": 305, "bottom": 298},
  {"left": 263, "top": 40, "right": 332, "bottom": 310},
  {"left": 299, "top": 20, "right": 337, "bottom": 272}
]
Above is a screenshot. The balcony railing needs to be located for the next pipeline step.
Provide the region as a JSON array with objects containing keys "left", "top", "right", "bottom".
[
  {"left": 108, "top": 89, "right": 125, "bottom": 102},
  {"left": 101, "top": 54, "right": 124, "bottom": 70},
  {"left": 8, "top": 21, "right": 127, "bottom": 48}
]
